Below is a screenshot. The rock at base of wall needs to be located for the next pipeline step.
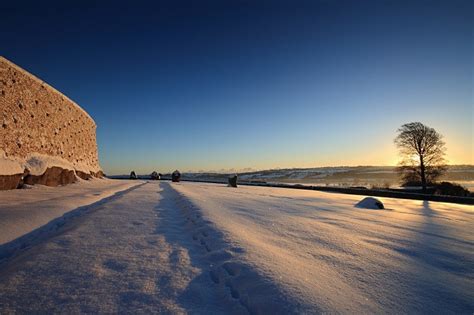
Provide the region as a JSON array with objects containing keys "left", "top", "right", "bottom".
[
  {"left": 76, "top": 170, "right": 93, "bottom": 180},
  {"left": 0, "top": 173, "right": 24, "bottom": 190},
  {"left": 92, "top": 170, "right": 105, "bottom": 178},
  {"left": 0, "top": 167, "right": 104, "bottom": 190},
  {"left": 77, "top": 170, "right": 105, "bottom": 180},
  {"left": 24, "top": 167, "right": 77, "bottom": 187}
]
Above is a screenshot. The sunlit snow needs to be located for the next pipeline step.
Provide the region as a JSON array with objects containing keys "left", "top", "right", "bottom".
[{"left": 0, "top": 181, "right": 472, "bottom": 313}]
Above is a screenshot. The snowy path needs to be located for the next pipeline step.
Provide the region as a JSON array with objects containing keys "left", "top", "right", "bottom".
[
  {"left": 0, "top": 178, "right": 141, "bottom": 245},
  {"left": 172, "top": 181, "right": 474, "bottom": 314},
  {"left": 0, "top": 182, "right": 250, "bottom": 313}
]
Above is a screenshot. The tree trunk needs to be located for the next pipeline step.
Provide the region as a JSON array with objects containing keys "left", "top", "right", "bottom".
[{"left": 420, "top": 155, "right": 427, "bottom": 193}]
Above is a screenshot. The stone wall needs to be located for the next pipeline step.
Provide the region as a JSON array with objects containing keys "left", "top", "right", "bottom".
[{"left": 0, "top": 56, "right": 103, "bottom": 189}]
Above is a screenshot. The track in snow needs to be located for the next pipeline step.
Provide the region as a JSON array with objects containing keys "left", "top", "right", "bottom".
[
  {"left": 0, "top": 183, "right": 237, "bottom": 313},
  {"left": 1, "top": 181, "right": 473, "bottom": 314}
]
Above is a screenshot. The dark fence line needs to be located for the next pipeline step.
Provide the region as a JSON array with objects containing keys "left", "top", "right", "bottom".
[{"left": 155, "top": 177, "right": 474, "bottom": 205}]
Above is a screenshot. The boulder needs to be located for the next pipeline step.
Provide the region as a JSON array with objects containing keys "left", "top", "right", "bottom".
[
  {"left": 228, "top": 174, "right": 238, "bottom": 188},
  {"left": 76, "top": 170, "right": 93, "bottom": 180},
  {"left": 355, "top": 197, "right": 384, "bottom": 209},
  {"left": 171, "top": 170, "right": 181, "bottom": 182},
  {"left": 150, "top": 171, "right": 160, "bottom": 180},
  {"left": 0, "top": 173, "right": 24, "bottom": 190},
  {"left": 24, "top": 167, "right": 77, "bottom": 187},
  {"left": 92, "top": 170, "right": 105, "bottom": 178},
  {"left": 130, "top": 171, "right": 138, "bottom": 179}
]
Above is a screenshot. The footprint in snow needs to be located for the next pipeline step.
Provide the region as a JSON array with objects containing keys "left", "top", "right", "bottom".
[
  {"left": 225, "top": 279, "right": 240, "bottom": 299},
  {"left": 222, "top": 262, "right": 241, "bottom": 276},
  {"left": 103, "top": 259, "right": 128, "bottom": 272}
]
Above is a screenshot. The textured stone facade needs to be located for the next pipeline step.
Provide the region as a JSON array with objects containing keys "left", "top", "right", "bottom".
[{"left": 0, "top": 56, "right": 102, "bottom": 189}]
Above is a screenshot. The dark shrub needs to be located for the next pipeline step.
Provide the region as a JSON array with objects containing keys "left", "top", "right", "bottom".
[{"left": 434, "top": 182, "right": 471, "bottom": 197}]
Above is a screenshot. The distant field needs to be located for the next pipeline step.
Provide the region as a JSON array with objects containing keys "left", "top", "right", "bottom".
[
  {"left": 110, "top": 166, "right": 474, "bottom": 191},
  {"left": 178, "top": 165, "right": 474, "bottom": 191}
]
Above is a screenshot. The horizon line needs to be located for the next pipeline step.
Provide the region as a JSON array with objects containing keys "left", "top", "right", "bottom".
[{"left": 107, "top": 163, "right": 474, "bottom": 176}]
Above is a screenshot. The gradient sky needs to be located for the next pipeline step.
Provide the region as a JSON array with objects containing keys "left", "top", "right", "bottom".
[{"left": 1, "top": 0, "right": 472, "bottom": 174}]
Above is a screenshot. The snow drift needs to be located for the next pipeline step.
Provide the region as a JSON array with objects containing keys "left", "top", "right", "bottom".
[{"left": 355, "top": 197, "right": 385, "bottom": 209}]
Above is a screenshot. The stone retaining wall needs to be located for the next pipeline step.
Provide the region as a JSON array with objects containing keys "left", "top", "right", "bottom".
[{"left": 0, "top": 56, "right": 103, "bottom": 189}]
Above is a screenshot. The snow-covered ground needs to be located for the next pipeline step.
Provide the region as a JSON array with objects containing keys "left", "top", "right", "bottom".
[
  {"left": 0, "top": 181, "right": 472, "bottom": 313},
  {"left": 0, "top": 178, "right": 141, "bottom": 245},
  {"left": 171, "top": 182, "right": 474, "bottom": 313},
  {"left": 0, "top": 182, "right": 247, "bottom": 313}
]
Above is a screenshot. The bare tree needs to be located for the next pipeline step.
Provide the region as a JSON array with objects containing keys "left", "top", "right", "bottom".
[{"left": 394, "top": 122, "right": 447, "bottom": 192}]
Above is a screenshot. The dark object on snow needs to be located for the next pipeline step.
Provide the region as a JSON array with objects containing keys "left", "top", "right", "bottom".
[
  {"left": 150, "top": 171, "right": 160, "bottom": 180},
  {"left": 228, "top": 174, "right": 238, "bottom": 188},
  {"left": 130, "top": 171, "right": 138, "bottom": 180},
  {"left": 171, "top": 170, "right": 181, "bottom": 182},
  {"left": 355, "top": 197, "right": 384, "bottom": 209}
]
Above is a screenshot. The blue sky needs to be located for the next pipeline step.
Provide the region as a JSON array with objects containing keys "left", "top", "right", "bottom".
[{"left": 1, "top": 0, "right": 472, "bottom": 174}]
